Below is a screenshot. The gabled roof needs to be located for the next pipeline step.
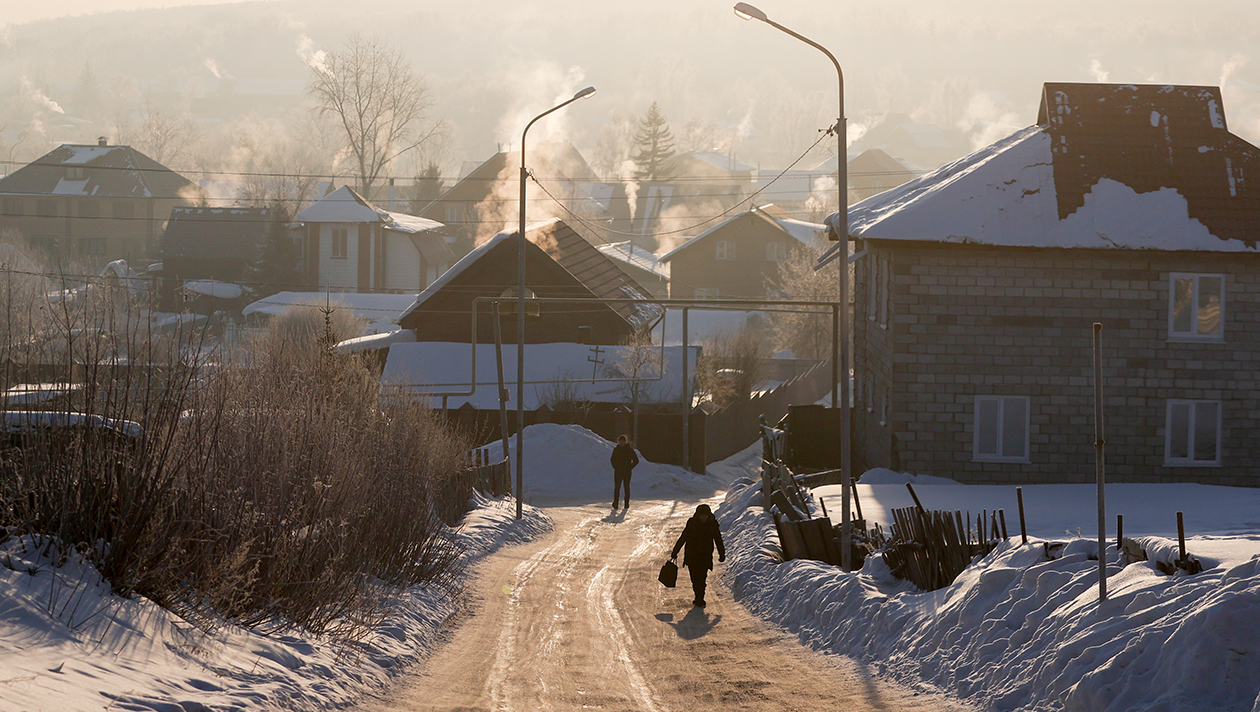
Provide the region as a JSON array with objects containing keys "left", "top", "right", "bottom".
[
  {"left": 658, "top": 207, "right": 826, "bottom": 262},
  {"left": 402, "top": 218, "right": 661, "bottom": 328},
  {"left": 295, "top": 186, "right": 444, "bottom": 234},
  {"left": 820, "top": 82, "right": 1260, "bottom": 257},
  {"left": 161, "top": 206, "right": 271, "bottom": 261},
  {"left": 0, "top": 143, "right": 200, "bottom": 199},
  {"left": 668, "top": 151, "right": 756, "bottom": 175}
]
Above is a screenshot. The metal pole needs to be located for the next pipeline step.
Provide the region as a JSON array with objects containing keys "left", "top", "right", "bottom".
[
  {"left": 516, "top": 157, "right": 526, "bottom": 520},
  {"left": 1093, "top": 322, "right": 1106, "bottom": 601},
  {"left": 514, "top": 88, "right": 594, "bottom": 520},
  {"left": 681, "top": 306, "right": 690, "bottom": 471},
  {"left": 831, "top": 303, "right": 839, "bottom": 410},
  {"left": 492, "top": 301, "right": 511, "bottom": 470}
]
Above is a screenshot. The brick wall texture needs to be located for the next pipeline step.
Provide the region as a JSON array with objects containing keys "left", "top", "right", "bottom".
[{"left": 853, "top": 241, "right": 1260, "bottom": 487}]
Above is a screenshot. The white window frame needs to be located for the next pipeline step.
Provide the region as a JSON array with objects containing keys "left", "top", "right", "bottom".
[
  {"left": 331, "top": 228, "right": 349, "bottom": 260},
  {"left": 972, "top": 395, "right": 1030, "bottom": 463},
  {"left": 715, "top": 240, "right": 736, "bottom": 261},
  {"left": 1168, "top": 273, "right": 1225, "bottom": 342},
  {"left": 766, "top": 241, "right": 787, "bottom": 262},
  {"left": 1164, "top": 399, "right": 1222, "bottom": 467}
]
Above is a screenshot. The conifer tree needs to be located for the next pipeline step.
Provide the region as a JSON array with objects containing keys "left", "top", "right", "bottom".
[
  {"left": 630, "top": 102, "right": 677, "bottom": 182},
  {"left": 249, "top": 204, "right": 304, "bottom": 295}
]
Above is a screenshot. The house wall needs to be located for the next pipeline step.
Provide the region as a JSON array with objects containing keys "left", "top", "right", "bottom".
[
  {"left": 319, "top": 223, "right": 358, "bottom": 291},
  {"left": 855, "top": 243, "right": 1260, "bottom": 486},
  {"left": 0, "top": 194, "right": 190, "bottom": 265},
  {"left": 385, "top": 232, "right": 423, "bottom": 292},
  {"left": 667, "top": 213, "right": 809, "bottom": 299}
]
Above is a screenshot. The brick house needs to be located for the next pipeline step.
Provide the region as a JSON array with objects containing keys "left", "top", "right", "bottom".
[
  {"left": 293, "top": 186, "right": 455, "bottom": 293},
  {"left": 659, "top": 206, "right": 825, "bottom": 299},
  {"left": 0, "top": 138, "right": 202, "bottom": 265},
  {"left": 825, "top": 82, "right": 1260, "bottom": 486}
]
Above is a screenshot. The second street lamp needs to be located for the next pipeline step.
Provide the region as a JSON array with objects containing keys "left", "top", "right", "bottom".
[
  {"left": 735, "top": 2, "right": 853, "bottom": 571},
  {"left": 515, "top": 85, "right": 597, "bottom": 519}
]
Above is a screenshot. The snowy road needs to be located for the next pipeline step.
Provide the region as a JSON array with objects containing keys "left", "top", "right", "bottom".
[{"left": 356, "top": 498, "right": 974, "bottom": 712}]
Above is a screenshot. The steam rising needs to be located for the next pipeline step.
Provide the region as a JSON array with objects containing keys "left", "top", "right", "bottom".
[{"left": 1089, "top": 59, "right": 1110, "bottom": 83}]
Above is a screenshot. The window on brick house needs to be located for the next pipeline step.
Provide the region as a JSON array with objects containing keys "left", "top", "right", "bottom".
[
  {"left": 1169, "top": 273, "right": 1225, "bottom": 340},
  {"left": 715, "top": 240, "right": 735, "bottom": 260},
  {"left": 973, "top": 395, "right": 1029, "bottom": 462},
  {"left": 331, "top": 228, "right": 349, "bottom": 259},
  {"left": 766, "top": 241, "right": 787, "bottom": 262},
  {"left": 1165, "top": 400, "right": 1221, "bottom": 466}
]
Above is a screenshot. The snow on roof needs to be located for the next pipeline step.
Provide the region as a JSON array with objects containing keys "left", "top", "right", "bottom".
[
  {"left": 295, "top": 186, "right": 443, "bottom": 234},
  {"left": 244, "top": 291, "right": 418, "bottom": 328},
  {"left": 658, "top": 208, "right": 821, "bottom": 262},
  {"left": 821, "top": 125, "right": 1256, "bottom": 261},
  {"left": 597, "top": 241, "right": 669, "bottom": 277},
  {"left": 183, "top": 280, "right": 244, "bottom": 299},
  {"left": 334, "top": 328, "right": 416, "bottom": 355},
  {"left": 380, "top": 341, "right": 698, "bottom": 410},
  {"left": 2, "top": 410, "right": 144, "bottom": 439}
]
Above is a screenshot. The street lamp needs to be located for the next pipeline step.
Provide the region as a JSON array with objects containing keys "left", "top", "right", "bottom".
[
  {"left": 515, "top": 85, "right": 597, "bottom": 519},
  {"left": 735, "top": 2, "right": 853, "bottom": 571}
]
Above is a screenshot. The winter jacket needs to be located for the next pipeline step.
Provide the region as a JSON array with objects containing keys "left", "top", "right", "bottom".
[
  {"left": 671, "top": 510, "right": 725, "bottom": 571},
  {"left": 610, "top": 443, "right": 639, "bottom": 475}
]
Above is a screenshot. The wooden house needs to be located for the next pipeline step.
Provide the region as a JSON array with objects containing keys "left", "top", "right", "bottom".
[
  {"left": 0, "top": 138, "right": 202, "bottom": 265},
  {"left": 293, "top": 186, "right": 454, "bottom": 293},
  {"left": 398, "top": 218, "right": 660, "bottom": 345},
  {"left": 157, "top": 206, "right": 272, "bottom": 311},
  {"left": 659, "top": 206, "right": 826, "bottom": 299},
  {"left": 824, "top": 82, "right": 1260, "bottom": 486}
]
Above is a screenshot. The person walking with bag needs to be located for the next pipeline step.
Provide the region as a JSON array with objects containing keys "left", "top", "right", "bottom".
[
  {"left": 670, "top": 504, "right": 725, "bottom": 607},
  {"left": 610, "top": 435, "right": 639, "bottom": 510}
]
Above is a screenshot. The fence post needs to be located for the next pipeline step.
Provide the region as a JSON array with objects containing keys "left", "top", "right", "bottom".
[{"left": 1093, "top": 322, "right": 1107, "bottom": 602}]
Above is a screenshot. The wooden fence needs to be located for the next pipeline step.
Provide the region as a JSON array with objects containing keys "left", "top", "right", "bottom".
[{"left": 882, "top": 502, "right": 1007, "bottom": 591}]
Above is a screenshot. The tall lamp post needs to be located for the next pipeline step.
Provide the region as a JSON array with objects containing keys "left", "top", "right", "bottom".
[
  {"left": 515, "top": 86, "right": 597, "bottom": 519},
  {"left": 734, "top": 2, "right": 853, "bottom": 571}
]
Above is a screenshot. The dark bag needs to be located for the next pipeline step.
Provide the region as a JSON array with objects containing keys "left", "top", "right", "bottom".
[{"left": 658, "top": 558, "right": 678, "bottom": 588}]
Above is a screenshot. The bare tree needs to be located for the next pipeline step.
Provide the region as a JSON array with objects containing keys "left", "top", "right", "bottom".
[
  {"left": 767, "top": 249, "right": 842, "bottom": 361},
  {"left": 605, "top": 326, "right": 661, "bottom": 443},
  {"left": 112, "top": 103, "right": 200, "bottom": 167},
  {"left": 307, "top": 33, "right": 440, "bottom": 200}
]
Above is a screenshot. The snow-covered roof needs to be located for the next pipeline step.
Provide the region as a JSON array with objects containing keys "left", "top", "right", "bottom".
[
  {"left": 658, "top": 207, "right": 825, "bottom": 262},
  {"left": 334, "top": 329, "right": 416, "bottom": 355},
  {"left": 597, "top": 241, "right": 669, "bottom": 278},
  {"left": 295, "top": 186, "right": 443, "bottom": 234},
  {"left": 183, "top": 280, "right": 244, "bottom": 299},
  {"left": 381, "top": 341, "right": 698, "bottom": 409},
  {"left": 0, "top": 143, "right": 199, "bottom": 199},
  {"left": 244, "top": 291, "right": 418, "bottom": 332},
  {"left": 2, "top": 410, "right": 143, "bottom": 439},
  {"left": 819, "top": 82, "right": 1260, "bottom": 260}
]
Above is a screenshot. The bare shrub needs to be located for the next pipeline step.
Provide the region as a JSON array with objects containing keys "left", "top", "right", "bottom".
[
  {"left": 0, "top": 263, "right": 471, "bottom": 640},
  {"left": 694, "top": 324, "right": 771, "bottom": 409}
]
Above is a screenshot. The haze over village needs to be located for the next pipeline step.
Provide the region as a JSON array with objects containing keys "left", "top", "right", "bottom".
[{"left": 2, "top": 2, "right": 1260, "bottom": 711}]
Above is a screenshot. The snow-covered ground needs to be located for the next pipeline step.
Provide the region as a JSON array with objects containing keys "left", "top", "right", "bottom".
[
  {"left": 718, "top": 468, "right": 1260, "bottom": 712},
  {"left": 0, "top": 494, "right": 551, "bottom": 711}
]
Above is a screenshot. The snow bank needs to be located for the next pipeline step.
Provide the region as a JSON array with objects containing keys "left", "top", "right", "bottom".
[
  {"left": 507, "top": 423, "right": 732, "bottom": 504},
  {"left": 716, "top": 475, "right": 1260, "bottom": 712},
  {"left": 0, "top": 495, "right": 550, "bottom": 710}
]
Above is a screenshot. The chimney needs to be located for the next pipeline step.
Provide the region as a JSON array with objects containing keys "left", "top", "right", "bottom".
[{"left": 97, "top": 137, "right": 108, "bottom": 147}]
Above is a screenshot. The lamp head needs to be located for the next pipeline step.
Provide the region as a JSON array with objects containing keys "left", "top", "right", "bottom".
[
  {"left": 573, "top": 86, "right": 597, "bottom": 100},
  {"left": 733, "top": 2, "right": 767, "bottom": 21}
]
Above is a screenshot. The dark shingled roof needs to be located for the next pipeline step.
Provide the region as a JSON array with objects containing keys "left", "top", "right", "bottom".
[
  {"left": 161, "top": 207, "right": 272, "bottom": 261},
  {"left": 1038, "top": 82, "right": 1260, "bottom": 243},
  {"left": 0, "top": 144, "right": 201, "bottom": 199}
]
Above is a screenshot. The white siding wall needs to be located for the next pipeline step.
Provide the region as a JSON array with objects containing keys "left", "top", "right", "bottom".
[
  {"left": 320, "top": 223, "right": 358, "bottom": 290},
  {"left": 384, "top": 233, "right": 422, "bottom": 292}
]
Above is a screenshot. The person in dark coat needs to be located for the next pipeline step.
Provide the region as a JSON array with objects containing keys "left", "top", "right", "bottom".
[
  {"left": 610, "top": 435, "right": 639, "bottom": 509},
  {"left": 670, "top": 504, "right": 725, "bottom": 607}
]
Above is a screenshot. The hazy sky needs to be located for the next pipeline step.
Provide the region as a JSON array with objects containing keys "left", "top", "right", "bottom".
[{"left": 4, "top": 0, "right": 1259, "bottom": 174}]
